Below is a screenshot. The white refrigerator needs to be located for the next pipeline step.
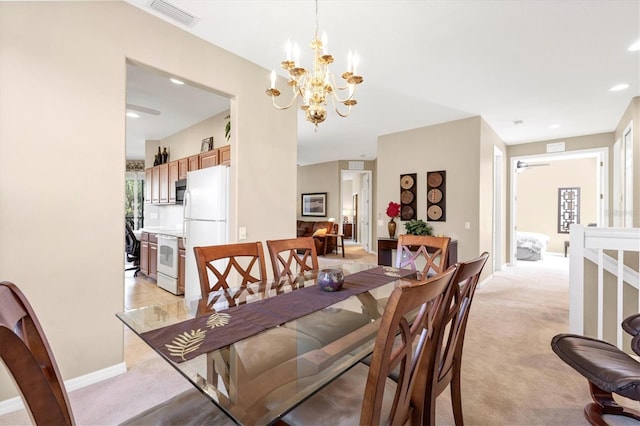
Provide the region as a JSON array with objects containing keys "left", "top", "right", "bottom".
[{"left": 183, "top": 166, "right": 229, "bottom": 302}]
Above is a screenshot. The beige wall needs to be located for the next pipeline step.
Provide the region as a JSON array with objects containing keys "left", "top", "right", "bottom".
[
  {"left": 480, "top": 119, "right": 508, "bottom": 267},
  {"left": 297, "top": 160, "right": 376, "bottom": 246},
  {"left": 0, "top": 1, "right": 297, "bottom": 401},
  {"left": 517, "top": 158, "right": 598, "bottom": 252},
  {"left": 148, "top": 109, "right": 230, "bottom": 166},
  {"left": 297, "top": 162, "right": 340, "bottom": 221},
  {"left": 377, "top": 117, "right": 489, "bottom": 267}
]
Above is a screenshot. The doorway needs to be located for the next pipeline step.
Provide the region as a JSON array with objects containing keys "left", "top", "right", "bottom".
[
  {"left": 510, "top": 147, "right": 608, "bottom": 264},
  {"left": 341, "top": 169, "right": 373, "bottom": 253}
]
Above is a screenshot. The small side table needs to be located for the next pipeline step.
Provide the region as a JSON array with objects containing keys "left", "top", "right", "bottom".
[{"left": 324, "top": 234, "right": 345, "bottom": 257}]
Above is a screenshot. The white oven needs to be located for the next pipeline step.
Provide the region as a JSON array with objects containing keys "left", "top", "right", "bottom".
[{"left": 157, "top": 234, "right": 180, "bottom": 295}]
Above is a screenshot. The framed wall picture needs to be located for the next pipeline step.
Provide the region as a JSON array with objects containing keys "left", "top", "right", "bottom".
[
  {"left": 201, "top": 136, "right": 214, "bottom": 152},
  {"left": 301, "top": 192, "right": 327, "bottom": 217},
  {"left": 558, "top": 187, "right": 580, "bottom": 233},
  {"left": 400, "top": 173, "right": 417, "bottom": 220},
  {"left": 426, "top": 170, "right": 446, "bottom": 222}
]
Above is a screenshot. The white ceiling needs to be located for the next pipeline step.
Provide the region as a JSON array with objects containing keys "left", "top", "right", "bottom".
[
  {"left": 126, "top": 61, "right": 230, "bottom": 159},
  {"left": 124, "top": 0, "right": 640, "bottom": 165}
]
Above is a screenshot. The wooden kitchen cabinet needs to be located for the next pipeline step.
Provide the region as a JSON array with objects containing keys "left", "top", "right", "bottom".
[
  {"left": 178, "top": 158, "right": 189, "bottom": 179},
  {"left": 159, "top": 163, "right": 169, "bottom": 203},
  {"left": 168, "top": 160, "right": 179, "bottom": 203},
  {"left": 140, "top": 232, "right": 149, "bottom": 275},
  {"left": 151, "top": 166, "right": 160, "bottom": 204},
  {"left": 199, "top": 149, "right": 219, "bottom": 169},
  {"left": 188, "top": 154, "right": 200, "bottom": 171},
  {"left": 148, "top": 233, "right": 158, "bottom": 280},
  {"left": 178, "top": 238, "right": 185, "bottom": 295},
  {"left": 145, "top": 150, "right": 230, "bottom": 204},
  {"left": 144, "top": 168, "right": 152, "bottom": 204},
  {"left": 219, "top": 145, "right": 231, "bottom": 166}
]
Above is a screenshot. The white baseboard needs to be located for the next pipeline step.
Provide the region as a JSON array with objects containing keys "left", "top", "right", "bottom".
[
  {"left": 477, "top": 273, "right": 494, "bottom": 289},
  {"left": 0, "top": 362, "right": 127, "bottom": 416}
]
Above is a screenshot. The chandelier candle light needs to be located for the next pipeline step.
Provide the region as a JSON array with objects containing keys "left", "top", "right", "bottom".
[{"left": 265, "top": 0, "right": 363, "bottom": 127}]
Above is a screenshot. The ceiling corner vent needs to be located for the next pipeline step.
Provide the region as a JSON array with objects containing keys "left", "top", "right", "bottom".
[{"left": 147, "top": 0, "right": 200, "bottom": 27}]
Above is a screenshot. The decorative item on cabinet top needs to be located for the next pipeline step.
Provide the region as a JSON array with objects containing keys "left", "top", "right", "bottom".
[
  {"left": 201, "top": 136, "right": 214, "bottom": 152},
  {"left": 400, "top": 173, "right": 417, "bottom": 221},
  {"left": 426, "top": 170, "right": 446, "bottom": 222}
]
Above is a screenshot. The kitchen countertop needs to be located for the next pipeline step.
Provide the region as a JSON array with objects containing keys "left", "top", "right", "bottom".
[{"left": 139, "top": 227, "right": 185, "bottom": 238}]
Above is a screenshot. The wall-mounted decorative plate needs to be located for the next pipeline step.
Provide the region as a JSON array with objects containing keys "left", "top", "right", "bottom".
[
  {"left": 427, "top": 205, "right": 443, "bottom": 221},
  {"left": 401, "top": 190, "right": 414, "bottom": 204},
  {"left": 426, "top": 171, "right": 446, "bottom": 222},
  {"left": 400, "top": 175, "right": 415, "bottom": 189},
  {"left": 400, "top": 173, "right": 417, "bottom": 221}
]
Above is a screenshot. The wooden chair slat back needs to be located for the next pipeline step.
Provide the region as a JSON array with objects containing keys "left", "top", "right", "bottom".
[
  {"left": 194, "top": 242, "right": 266, "bottom": 311},
  {"left": 425, "top": 252, "right": 490, "bottom": 425},
  {"left": 266, "top": 237, "right": 319, "bottom": 283},
  {"left": 0, "top": 282, "right": 74, "bottom": 425},
  {"left": 396, "top": 235, "right": 451, "bottom": 276},
  {"left": 360, "top": 267, "right": 456, "bottom": 425}
]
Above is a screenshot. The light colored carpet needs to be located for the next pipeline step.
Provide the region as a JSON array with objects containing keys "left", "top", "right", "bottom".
[{"left": 2, "top": 252, "right": 638, "bottom": 425}]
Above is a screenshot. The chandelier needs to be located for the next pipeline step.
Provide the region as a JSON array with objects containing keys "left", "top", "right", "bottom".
[{"left": 265, "top": 0, "right": 363, "bottom": 127}]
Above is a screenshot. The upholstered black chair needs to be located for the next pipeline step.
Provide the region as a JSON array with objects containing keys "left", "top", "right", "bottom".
[
  {"left": 125, "top": 222, "right": 140, "bottom": 276},
  {"left": 551, "top": 313, "right": 640, "bottom": 425}
]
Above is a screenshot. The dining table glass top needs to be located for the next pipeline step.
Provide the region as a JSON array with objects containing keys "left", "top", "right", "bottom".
[{"left": 116, "top": 263, "right": 420, "bottom": 425}]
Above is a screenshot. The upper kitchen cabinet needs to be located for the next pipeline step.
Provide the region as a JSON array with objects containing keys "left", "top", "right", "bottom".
[
  {"left": 151, "top": 166, "right": 160, "bottom": 203},
  {"left": 178, "top": 158, "right": 189, "bottom": 180},
  {"left": 219, "top": 145, "right": 230, "bottom": 166},
  {"left": 145, "top": 168, "right": 152, "bottom": 203},
  {"left": 144, "top": 148, "right": 230, "bottom": 204},
  {"left": 158, "top": 163, "right": 169, "bottom": 203},
  {"left": 168, "top": 160, "right": 179, "bottom": 203},
  {"left": 199, "top": 149, "right": 219, "bottom": 169},
  {"left": 187, "top": 154, "right": 200, "bottom": 172}
]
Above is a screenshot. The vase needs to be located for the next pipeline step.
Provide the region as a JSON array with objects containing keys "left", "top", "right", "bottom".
[
  {"left": 388, "top": 219, "right": 397, "bottom": 238},
  {"left": 317, "top": 268, "right": 345, "bottom": 292}
]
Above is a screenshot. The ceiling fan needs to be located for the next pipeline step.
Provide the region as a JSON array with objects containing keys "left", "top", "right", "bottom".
[
  {"left": 126, "top": 103, "right": 161, "bottom": 116},
  {"left": 516, "top": 160, "right": 550, "bottom": 170}
]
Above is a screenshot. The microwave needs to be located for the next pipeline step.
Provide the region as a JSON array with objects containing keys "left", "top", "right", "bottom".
[{"left": 175, "top": 178, "right": 187, "bottom": 204}]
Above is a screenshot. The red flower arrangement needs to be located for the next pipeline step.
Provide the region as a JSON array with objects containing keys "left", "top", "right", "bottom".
[{"left": 386, "top": 202, "right": 401, "bottom": 219}]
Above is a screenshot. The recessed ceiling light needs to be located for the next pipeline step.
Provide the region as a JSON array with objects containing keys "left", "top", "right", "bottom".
[
  {"left": 170, "top": 78, "right": 185, "bottom": 85},
  {"left": 513, "top": 120, "right": 523, "bottom": 125},
  {"left": 629, "top": 40, "right": 640, "bottom": 51},
  {"left": 548, "top": 124, "right": 560, "bottom": 129},
  {"left": 610, "top": 83, "right": 630, "bottom": 91},
  {"left": 126, "top": 112, "right": 140, "bottom": 118}
]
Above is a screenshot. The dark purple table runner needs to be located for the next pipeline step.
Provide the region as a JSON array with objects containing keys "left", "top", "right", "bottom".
[{"left": 140, "top": 266, "right": 416, "bottom": 362}]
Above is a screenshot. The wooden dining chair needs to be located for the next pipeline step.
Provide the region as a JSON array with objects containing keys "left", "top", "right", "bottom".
[
  {"left": 280, "top": 267, "right": 457, "bottom": 425},
  {"left": 193, "top": 241, "right": 267, "bottom": 312},
  {"left": 0, "top": 281, "right": 233, "bottom": 426},
  {"left": 396, "top": 234, "right": 451, "bottom": 276},
  {"left": 266, "top": 237, "right": 319, "bottom": 283},
  {"left": 424, "top": 251, "right": 490, "bottom": 425}
]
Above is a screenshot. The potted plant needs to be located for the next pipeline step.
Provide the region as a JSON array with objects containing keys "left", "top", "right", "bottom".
[
  {"left": 404, "top": 219, "right": 434, "bottom": 236},
  {"left": 385, "top": 202, "right": 401, "bottom": 238}
]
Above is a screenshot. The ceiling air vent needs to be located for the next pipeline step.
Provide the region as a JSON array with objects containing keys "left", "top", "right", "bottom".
[{"left": 147, "top": 0, "right": 199, "bottom": 27}]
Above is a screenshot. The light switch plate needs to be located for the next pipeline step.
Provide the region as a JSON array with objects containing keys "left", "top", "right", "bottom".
[{"left": 239, "top": 227, "right": 247, "bottom": 240}]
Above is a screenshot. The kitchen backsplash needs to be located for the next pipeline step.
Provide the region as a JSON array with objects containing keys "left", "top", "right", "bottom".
[{"left": 144, "top": 204, "right": 184, "bottom": 230}]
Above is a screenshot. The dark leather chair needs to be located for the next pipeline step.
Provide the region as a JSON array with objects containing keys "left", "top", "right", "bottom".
[
  {"left": 551, "top": 313, "right": 640, "bottom": 425},
  {"left": 125, "top": 222, "right": 140, "bottom": 276}
]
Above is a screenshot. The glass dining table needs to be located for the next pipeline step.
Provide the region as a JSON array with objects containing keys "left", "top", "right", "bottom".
[{"left": 116, "top": 263, "right": 419, "bottom": 425}]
